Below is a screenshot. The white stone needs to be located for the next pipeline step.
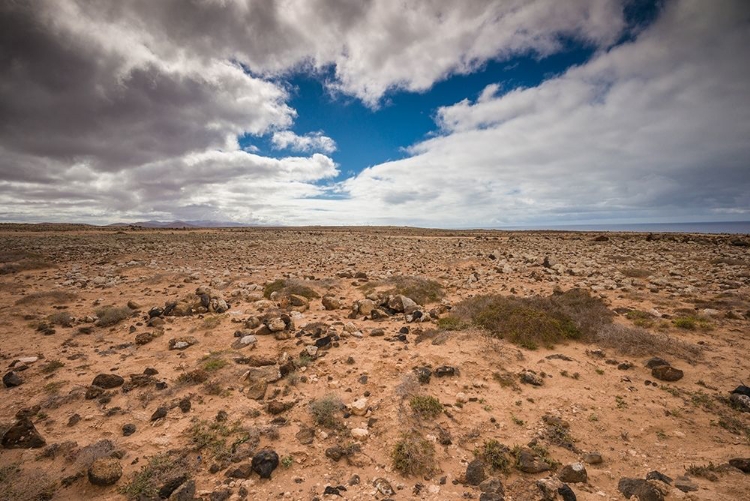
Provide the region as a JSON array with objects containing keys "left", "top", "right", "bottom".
[
  {"left": 350, "top": 428, "right": 369, "bottom": 441},
  {"left": 350, "top": 398, "right": 368, "bottom": 416}
]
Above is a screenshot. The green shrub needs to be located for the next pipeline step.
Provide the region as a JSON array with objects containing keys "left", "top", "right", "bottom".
[
  {"left": 409, "top": 395, "right": 443, "bottom": 418},
  {"left": 475, "top": 439, "right": 511, "bottom": 473},
  {"left": 120, "top": 454, "right": 189, "bottom": 500},
  {"left": 391, "top": 431, "right": 436, "bottom": 476}
]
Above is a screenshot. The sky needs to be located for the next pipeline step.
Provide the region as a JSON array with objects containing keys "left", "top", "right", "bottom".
[{"left": 0, "top": 0, "right": 748, "bottom": 227}]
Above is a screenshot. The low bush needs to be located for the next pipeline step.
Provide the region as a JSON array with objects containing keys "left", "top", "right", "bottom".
[
  {"left": 475, "top": 439, "right": 512, "bottom": 473},
  {"left": 596, "top": 323, "right": 701, "bottom": 360},
  {"left": 391, "top": 431, "right": 436, "bottom": 476},
  {"left": 120, "top": 453, "right": 190, "bottom": 500},
  {"left": 95, "top": 306, "right": 132, "bottom": 327},
  {"left": 409, "top": 395, "right": 443, "bottom": 418},
  {"left": 263, "top": 279, "right": 320, "bottom": 300},
  {"left": 309, "top": 394, "right": 343, "bottom": 429},
  {"left": 15, "top": 291, "right": 77, "bottom": 305}
]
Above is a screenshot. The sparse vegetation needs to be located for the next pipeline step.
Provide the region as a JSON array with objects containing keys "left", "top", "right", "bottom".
[
  {"left": 625, "top": 309, "right": 656, "bottom": 328},
  {"left": 263, "top": 279, "right": 320, "bottom": 299},
  {"left": 595, "top": 323, "right": 701, "bottom": 360},
  {"left": 202, "top": 355, "right": 228, "bottom": 372},
  {"left": 436, "top": 316, "right": 468, "bottom": 331},
  {"left": 475, "top": 439, "right": 512, "bottom": 473},
  {"left": 40, "top": 359, "right": 64, "bottom": 374},
  {"left": 361, "top": 276, "right": 444, "bottom": 305},
  {"left": 621, "top": 268, "right": 652, "bottom": 278},
  {"left": 95, "top": 305, "right": 132, "bottom": 327},
  {"left": 201, "top": 316, "right": 222, "bottom": 330},
  {"left": 309, "top": 394, "right": 343, "bottom": 429},
  {"left": 452, "top": 288, "right": 611, "bottom": 349},
  {"left": 15, "top": 291, "right": 77, "bottom": 305},
  {"left": 120, "top": 453, "right": 190, "bottom": 500},
  {"left": 409, "top": 395, "right": 443, "bottom": 418},
  {"left": 391, "top": 431, "right": 436, "bottom": 476},
  {"left": 0, "top": 251, "right": 54, "bottom": 275},
  {"left": 0, "top": 463, "right": 56, "bottom": 501},
  {"left": 673, "top": 315, "right": 712, "bottom": 331},
  {"left": 186, "top": 419, "right": 250, "bottom": 460},
  {"left": 47, "top": 311, "right": 74, "bottom": 327},
  {"left": 176, "top": 369, "right": 209, "bottom": 385},
  {"left": 686, "top": 462, "right": 720, "bottom": 481}
]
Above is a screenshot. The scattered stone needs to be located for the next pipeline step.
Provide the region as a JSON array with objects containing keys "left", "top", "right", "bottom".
[
  {"left": 520, "top": 371, "right": 543, "bottom": 386},
  {"left": 516, "top": 448, "right": 551, "bottom": 473},
  {"left": 168, "top": 336, "right": 198, "bottom": 350},
  {"left": 558, "top": 462, "right": 587, "bottom": 483},
  {"left": 251, "top": 449, "right": 279, "bottom": 479},
  {"left": 267, "top": 400, "right": 295, "bottom": 415},
  {"left": 730, "top": 392, "right": 750, "bottom": 412},
  {"left": 557, "top": 484, "right": 577, "bottom": 501},
  {"left": 645, "top": 357, "right": 670, "bottom": 369},
  {"left": 322, "top": 295, "right": 341, "bottom": 310},
  {"left": 729, "top": 458, "right": 750, "bottom": 473},
  {"left": 617, "top": 478, "right": 665, "bottom": 501},
  {"left": 466, "top": 459, "right": 487, "bottom": 485},
  {"left": 226, "top": 464, "right": 253, "bottom": 479},
  {"left": 296, "top": 427, "right": 315, "bottom": 445},
  {"left": 135, "top": 332, "right": 154, "bottom": 345},
  {"left": 646, "top": 471, "right": 672, "bottom": 484},
  {"left": 1, "top": 417, "right": 46, "bottom": 448},
  {"left": 582, "top": 452, "right": 603, "bottom": 465},
  {"left": 3, "top": 371, "right": 23, "bottom": 388},
  {"left": 246, "top": 380, "right": 268, "bottom": 400},
  {"left": 169, "top": 479, "right": 196, "bottom": 501},
  {"left": 651, "top": 365, "right": 684, "bottom": 382},
  {"left": 415, "top": 366, "right": 432, "bottom": 384},
  {"left": 88, "top": 457, "right": 122, "bottom": 486},
  {"left": 67, "top": 414, "right": 81, "bottom": 427},
  {"left": 373, "top": 477, "right": 394, "bottom": 496},
  {"left": 122, "top": 423, "right": 136, "bottom": 436},
  {"left": 434, "top": 365, "right": 458, "bottom": 377},
  {"left": 92, "top": 373, "right": 124, "bottom": 389},
  {"left": 350, "top": 397, "right": 368, "bottom": 416},
  {"left": 151, "top": 406, "right": 168, "bottom": 421}
]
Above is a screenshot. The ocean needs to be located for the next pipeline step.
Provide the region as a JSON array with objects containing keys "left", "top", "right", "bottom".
[{"left": 497, "top": 221, "right": 750, "bottom": 234}]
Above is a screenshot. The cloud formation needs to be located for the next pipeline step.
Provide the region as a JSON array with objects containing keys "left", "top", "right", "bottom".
[
  {"left": 271, "top": 131, "right": 337, "bottom": 154},
  {"left": 0, "top": 1, "right": 747, "bottom": 226}
]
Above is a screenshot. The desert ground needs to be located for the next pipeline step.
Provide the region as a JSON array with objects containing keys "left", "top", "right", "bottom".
[{"left": 0, "top": 225, "right": 748, "bottom": 501}]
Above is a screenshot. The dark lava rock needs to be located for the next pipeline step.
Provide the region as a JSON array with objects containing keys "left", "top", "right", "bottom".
[
  {"left": 158, "top": 474, "right": 188, "bottom": 498},
  {"left": 465, "top": 459, "right": 487, "bottom": 485},
  {"left": 558, "top": 462, "right": 587, "bottom": 483},
  {"left": 67, "top": 413, "right": 81, "bottom": 427},
  {"left": 435, "top": 365, "right": 458, "bottom": 377},
  {"left": 732, "top": 385, "right": 750, "bottom": 397},
  {"left": 3, "top": 371, "right": 23, "bottom": 388},
  {"left": 479, "top": 477, "right": 504, "bottom": 496},
  {"left": 729, "top": 458, "right": 750, "bottom": 473},
  {"left": 558, "top": 484, "right": 577, "bottom": 501},
  {"left": 617, "top": 478, "right": 664, "bottom": 501},
  {"left": 651, "top": 365, "right": 684, "bottom": 382},
  {"left": 415, "top": 366, "right": 432, "bottom": 384},
  {"left": 122, "top": 424, "right": 136, "bottom": 436},
  {"left": 515, "top": 448, "right": 551, "bottom": 473},
  {"left": 92, "top": 373, "right": 124, "bottom": 389},
  {"left": 179, "top": 398, "right": 191, "bottom": 413},
  {"left": 267, "top": 400, "right": 295, "bottom": 415},
  {"left": 150, "top": 406, "right": 168, "bottom": 421},
  {"left": 170, "top": 479, "right": 196, "bottom": 501},
  {"left": 135, "top": 332, "right": 154, "bottom": 345},
  {"left": 646, "top": 471, "right": 672, "bottom": 484},
  {"left": 251, "top": 449, "right": 279, "bottom": 479},
  {"left": 1, "top": 418, "right": 46, "bottom": 448},
  {"left": 144, "top": 367, "right": 159, "bottom": 375},
  {"left": 645, "top": 357, "right": 671, "bottom": 369},
  {"left": 324, "top": 485, "right": 347, "bottom": 496},
  {"left": 209, "top": 488, "right": 231, "bottom": 501},
  {"left": 148, "top": 307, "right": 163, "bottom": 318},
  {"left": 87, "top": 457, "right": 122, "bottom": 486}
]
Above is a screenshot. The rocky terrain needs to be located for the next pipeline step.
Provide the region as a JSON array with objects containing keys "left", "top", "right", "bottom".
[{"left": 0, "top": 225, "right": 748, "bottom": 501}]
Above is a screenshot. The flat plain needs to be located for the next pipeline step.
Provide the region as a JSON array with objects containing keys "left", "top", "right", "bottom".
[{"left": 0, "top": 225, "right": 748, "bottom": 501}]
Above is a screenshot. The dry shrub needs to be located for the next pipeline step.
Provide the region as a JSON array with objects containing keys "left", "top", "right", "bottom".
[
  {"left": 391, "top": 430, "right": 436, "bottom": 476},
  {"left": 362, "top": 276, "right": 444, "bottom": 305},
  {"left": 0, "top": 464, "right": 56, "bottom": 501},
  {"left": 0, "top": 251, "right": 54, "bottom": 275},
  {"left": 15, "top": 291, "right": 77, "bottom": 305},
  {"left": 620, "top": 268, "right": 652, "bottom": 278},
  {"left": 120, "top": 453, "right": 191, "bottom": 500},
  {"left": 475, "top": 439, "right": 512, "bottom": 473},
  {"left": 48, "top": 311, "right": 73, "bottom": 327},
  {"left": 595, "top": 323, "right": 701, "bottom": 360},
  {"left": 309, "top": 394, "right": 343, "bottom": 429},
  {"left": 452, "top": 289, "right": 613, "bottom": 349},
  {"left": 263, "top": 279, "right": 320, "bottom": 299},
  {"left": 409, "top": 395, "right": 443, "bottom": 418},
  {"left": 95, "top": 305, "right": 133, "bottom": 327}
]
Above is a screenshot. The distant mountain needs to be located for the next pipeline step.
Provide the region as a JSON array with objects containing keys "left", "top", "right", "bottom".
[{"left": 107, "top": 220, "right": 252, "bottom": 228}]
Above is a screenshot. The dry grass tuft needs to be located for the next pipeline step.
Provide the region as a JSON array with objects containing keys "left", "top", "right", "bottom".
[
  {"left": 595, "top": 323, "right": 701, "bottom": 360},
  {"left": 15, "top": 291, "right": 77, "bottom": 305},
  {"left": 95, "top": 305, "right": 133, "bottom": 327},
  {"left": 361, "top": 276, "right": 444, "bottom": 305},
  {"left": 309, "top": 394, "right": 344, "bottom": 429},
  {"left": 452, "top": 289, "right": 611, "bottom": 349},
  {"left": 263, "top": 279, "right": 320, "bottom": 300},
  {"left": 391, "top": 430, "right": 436, "bottom": 476}
]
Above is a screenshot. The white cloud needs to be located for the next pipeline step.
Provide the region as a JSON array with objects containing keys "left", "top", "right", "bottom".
[
  {"left": 271, "top": 131, "right": 337, "bottom": 153},
  {"left": 317, "top": 0, "right": 750, "bottom": 226}
]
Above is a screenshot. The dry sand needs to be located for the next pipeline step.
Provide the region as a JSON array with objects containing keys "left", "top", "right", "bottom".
[{"left": 0, "top": 226, "right": 748, "bottom": 501}]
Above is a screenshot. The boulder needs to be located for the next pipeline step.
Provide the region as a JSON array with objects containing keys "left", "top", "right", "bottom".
[
  {"left": 617, "top": 478, "right": 665, "bottom": 501},
  {"left": 322, "top": 295, "right": 341, "bottom": 310},
  {"left": 558, "top": 462, "right": 587, "bottom": 483},
  {"left": 651, "top": 365, "right": 684, "bottom": 382},
  {"left": 92, "top": 373, "right": 124, "bottom": 389},
  {"left": 88, "top": 457, "right": 122, "bottom": 486},
  {"left": 1, "top": 418, "right": 46, "bottom": 448},
  {"left": 3, "top": 371, "right": 23, "bottom": 388},
  {"left": 251, "top": 449, "right": 279, "bottom": 479},
  {"left": 465, "top": 459, "right": 487, "bottom": 485},
  {"left": 516, "top": 448, "right": 551, "bottom": 473}
]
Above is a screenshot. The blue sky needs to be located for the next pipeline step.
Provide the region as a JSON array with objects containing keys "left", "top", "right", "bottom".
[{"left": 0, "top": 0, "right": 748, "bottom": 227}]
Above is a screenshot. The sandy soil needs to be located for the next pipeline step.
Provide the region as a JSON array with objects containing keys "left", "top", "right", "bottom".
[{"left": 0, "top": 226, "right": 748, "bottom": 501}]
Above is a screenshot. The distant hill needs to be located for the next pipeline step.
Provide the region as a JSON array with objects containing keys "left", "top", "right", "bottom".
[{"left": 107, "top": 220, "right": 252, "bottom": 228}]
